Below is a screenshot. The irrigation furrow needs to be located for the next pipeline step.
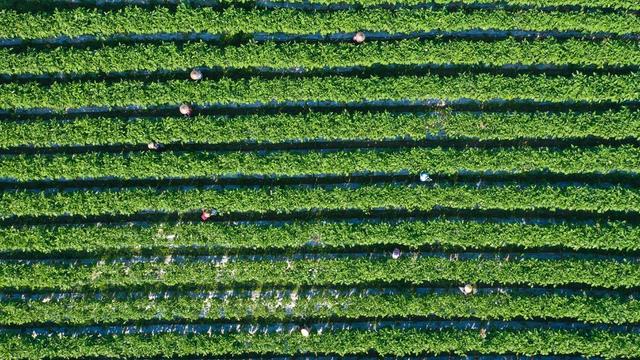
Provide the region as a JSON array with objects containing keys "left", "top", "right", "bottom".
[
  {"left": 0, "top": 174, "right": 636, "bottom": 190},
  {"left": 0, "top": 171, "right": 638, "bottom": 191},
  {"left": 2, "top": 29, "right": 639, "bottom": 49},
  {"left": 3, "top": 137, "right": 640, "bottom": 155},
  {"left": 4, "top": 99, "right": 640, "bottom": 118},
  {"left": 3, "top": 138, "right": 640, "bottom": 155},
  {"left": 4, "top": 242, "right": 639, "bottom": 260},
  {"left": 3, "top": 207, "right": 640, "bottom": 227},
  {"left": 2, "top": 249, "right": 639, "bottom": 266},
  {"left": 1, "top": 285, "right": 635, "bottom": 303},
  {"left": 6, "top": 319, "right": 640, "bottom": 337},
  {"left": 2, "top": 63, "right": 639, "bottom": 85}
]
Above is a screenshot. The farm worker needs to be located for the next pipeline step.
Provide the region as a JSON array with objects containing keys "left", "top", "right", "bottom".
[
  {"left": 300, "top": 327, "right": 310, "bottom": 337},
  {"left": 419, "top": 172, "right": 432, "bottom": 182},
  {"left": 147, "top": 142, "right": 162, "bottom": 150},
  {"left": 459, "top": 284, "right": 475, "bottom": 295},
  {"left": 353, "top": 31, "right": 365, "bottom": 44},
  {"left": 190, "top": 69, "right": 203, "bottom": 81},
  {"left": 391, "top": 248, "right": 401, "bottom": 259},
  {"left": 201, "top": 208, "right": 219, "bottom": 221},
  {"left": 180, "top": 104, "right": 192, "bottom": 116}
]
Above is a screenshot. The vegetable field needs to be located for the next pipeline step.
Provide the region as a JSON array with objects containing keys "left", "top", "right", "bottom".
[{"left": 0, "top": 0, "right": 639, "bottom": 358}]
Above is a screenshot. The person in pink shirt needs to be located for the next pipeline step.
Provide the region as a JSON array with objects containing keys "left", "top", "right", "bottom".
[{"left": 200, "top": 208, "right": 218, "bottom": 222}]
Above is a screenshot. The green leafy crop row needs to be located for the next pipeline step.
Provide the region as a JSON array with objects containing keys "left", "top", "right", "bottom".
[
  {"left": 273, "top": 0, "right": 640, "bottom": 9},
  {"left": 268, "top": 0, "right": 640, "bottom": 10},
  {"left": 2, "top": 183, "right": 639, "bottom": 219},
  {"left": 1, "top": 0, "right": 640, "bottom": 10},
  {"left": 2, "top": 145, "right": 638, "bottom": 181},
  {"left": 1, "top": 6, "right": 639, "bottom": 40},
  {"left": 1, "top": 292, "right": 638, "bottom": 326},
  {"left": 3, "top": 38, "right": 639, "bottom": 76},
  {"left": 1, "top": 109, "right": 639, "bottom": 149},
  {"left": 2, "top": 256, "right": 640, "bottom": 291},
  {"left": 2, "top": 329, "right": 638, "bottom": 359},
  {"left": 2, "top": 73, "right": 639, "bottom": 111},
  {"left": 0, "top": 111, "right": 425, "bottom": 147},
  {"left": 272, "top": 0, "right": 640, "bottom": 10},
  {"left": 1, "top": 218, "right": 639, "bottom": 255}
]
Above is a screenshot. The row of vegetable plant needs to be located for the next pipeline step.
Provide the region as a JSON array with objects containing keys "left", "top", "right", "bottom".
[
  {"left": 2, "top": 73, "right": 639, "bottom": 111},
  {"left": 2, "top": 7, "right": 639, "bottom": 41},
  {"left": 1, "top": 110, "right": 639, "bottom": 149},
  {"left": 2, "top": 256, "right": 640, "bottom": 291},
  {"left": 3, "top": 38, "right": 639, "bottom": 77},
  {"left": 1, "top": 218, "right": 638, "bottom": 255},
  {"left": 2, "top": 183, "right": 639, "bottom": 219},
  {"left": 2, "top": 329, "right": 639, "bottom": 359},
  {"left": 2, "top": 145, "right": 638, "bottom": 181},
  {"left": 1, "top": 291, "right": 638, "bottom": 326},
  {"left": 2, "top": 0, "right": 639, "bottom": 10}
]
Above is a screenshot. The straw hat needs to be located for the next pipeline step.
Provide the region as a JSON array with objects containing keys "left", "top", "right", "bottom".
[
  {"left": 179, "top": 104, "right": 192, "bottom": 116},
  {"left": 190, "top": 69, "right": 203, "bottom": 81},
  {"left": 353, "top": 31, "right": 366, "bottom": 43}
]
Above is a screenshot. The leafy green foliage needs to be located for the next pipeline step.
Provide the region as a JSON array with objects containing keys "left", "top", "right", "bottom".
[
  {"left": 2, "top": 218, "right": 639, "bottom": 255},
  {"left": 1, "top": 109, "right": 639, "bottom": 148},
  {"left": 2, "top": 329, "right": 639, "bottom": 359},
  {"left": 1, "top": 0, "right": 639, "bottom": 10},
  {"left": 0, "top": 2, "right": 637, "bottom": 358},
  {"left": 1, "top": 6, "right": 639, "bottom": 41},
  {"left": 2, "top": 38, "right": 639, "bottom": 76},
  {"left": 270, "top": 0, "right": 640, "bottom": 9},
  {"left": 276, "top": 0, "right": 640, "bottom": 9},
  {"left": 2, "top": 256, "right": 640, "bottom": 291},
  {"left": 2, "top": 0, "right": 640, "bottom": 10},
  {"left": 2, "top": 145, "right": 638, "bottom": 181},
  {"left": 1, "top": 292, "right": 638, "bottom": 326},
  {"left": 2, "top": 73, "right": 639, "bottom": 111},
  {"left": 2, "top": 183, "right": 639, "bottom": 219}
]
